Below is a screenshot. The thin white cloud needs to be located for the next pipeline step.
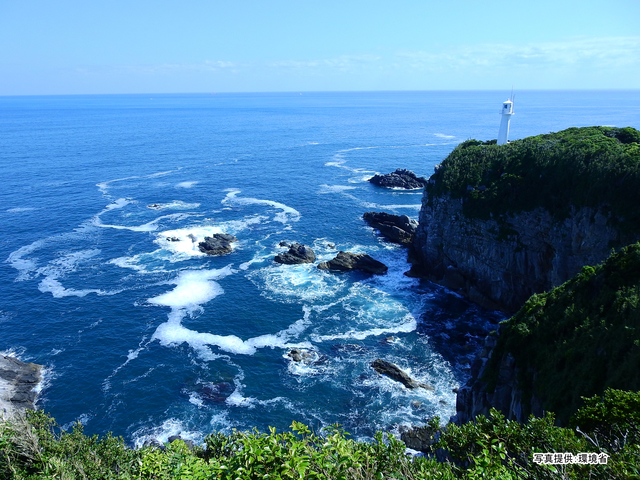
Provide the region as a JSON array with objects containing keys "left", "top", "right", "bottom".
[
  {"left": 397, "top": 36, "right": 640, "bottom": 71},
  {"left": 267, "top": 54, "right": 382, "bottom": 72}
]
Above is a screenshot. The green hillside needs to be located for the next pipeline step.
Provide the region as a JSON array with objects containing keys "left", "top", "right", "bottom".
[
  {"left": 427, "top": 126, "right": 640, "bottom": 232},
  {"left": 487, "top": 241, "right": 640, "bottom": 424}
]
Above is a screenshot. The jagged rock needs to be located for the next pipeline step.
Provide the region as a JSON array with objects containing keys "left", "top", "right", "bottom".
[
  {"left": 168, "top": 435, "right": 195, "bottom": 449},
  {"left": 274, "top": 243, "right": 316, "bottom": 264},
  {"left": 143, "top": 438, "right": 164, "bottom": 449},
  {"left": 318, "top": 251, "right": 388, "bottom": 275},
  {"left": 450, "top": 332, "right": 542, "bottom": 425},
  {"left": 198, "top": 233, "right": 237, "bottom": 255},
  {"left": 368, "top": 169, "right": 428, "bottom": 189},
  {"left": 400, "top": 425, "right": 437, "bottom": 452},
  {"left": 287, "top": 348, "right": 319, "bottom": 364},
  {"left": 166, "top": 236, "right": 180, "bottom": 242},
  {"left": 412, "top": 193, "right": 640, "bottom": 312},
  {"left": 200, "top": 382, "right": 235, "bottom": 403},
  {"left": 0, "top": 355, "right": 42, "bottom": 418},
  {"left": 370, "top": 359, "right": 433, "bottom": 390},
  {"left": 148, "top": 203, "right": 162, "bottom": 209},
  {"left": 363, "top": 211, "right": 418, "bottom": 246}
]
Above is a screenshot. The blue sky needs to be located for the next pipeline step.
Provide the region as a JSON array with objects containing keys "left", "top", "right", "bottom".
[{"left": 1, "top": 0, "right": 639, "bottom": 95}]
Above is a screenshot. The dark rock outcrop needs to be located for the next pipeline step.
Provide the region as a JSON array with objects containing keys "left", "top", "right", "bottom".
[
  {"left": 318, "top": 251, "right": 388, "bottom": 275},
  {"left": 412, "top": 193, "right": 638, "bottom": 312},
  {"left": 370, "top": 359, "right": 433, "bottom": 390},
  {"left": 200, "top": 382, "right": 235, "bottom": 403},
  {"left": 363, "top": 212, "right": 418, "bottom": 246},
  {"left": 198, "top": 234, "right": 237, "bottom": 256},
  {"left": 287, "top": 348, "right": 325, "bottom": 365},
  {"left": 451, "top": 332, "right": 542, "bottom": 425},
  {"left": 274, "top": 243, "right": 316, "bottom": 264},
  {"left": 368, "top": 169, "right": 428, "bottom": 189},
  {"left": 399, "top": 425, "right": 438, "bottom": 452},
  {"left": 0, "top": 355, "right": 42, "bottom": 417}
]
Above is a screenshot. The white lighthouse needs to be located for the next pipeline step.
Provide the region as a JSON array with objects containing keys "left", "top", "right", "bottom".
[{"left": 497, "top": 97, "right": 514, "bottom": 145}]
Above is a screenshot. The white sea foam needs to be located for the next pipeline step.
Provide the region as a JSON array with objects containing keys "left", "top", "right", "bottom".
[
  {"left": 97, "top": 169, "right": 181, "bottom": 195},
  {"left": 94, "top": 213, "right": 190, "bottom": 232},
  {"left": 147, "top": 201, "right": 201, "bottom": 210},
  {"left": 33, "top": 249, "right": 121, "bottom": 298},
  {"left": 6, "top": 241, "right": 44, "bottom": 281},
  {"left": 318, "top": 184, "right": 357, "bottom": 194},
  {"left": 222, "top": 190, "right": 300, "bottom": 224},
  {"left": 6, "top": 207, "right": 36, "bottom": 213},
  {"left": 132, "top": 418, "right": 202, "bottom": 448},
  {"left": 434, "top": 133, "right": 455, "bottom": 139},
  {"left": 250, "top": 263, "right": 346, "bottom": 303},
  {"left": 176, "top": 181, "right": 198, "bottom": 188},
  {"left": 149, "top": 267, "right": 235, "bottom": 312}
]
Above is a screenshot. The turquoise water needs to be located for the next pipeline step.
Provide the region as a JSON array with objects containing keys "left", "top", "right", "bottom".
[{"left": 1, "top": 91, "right": 639, "bottom": 445}]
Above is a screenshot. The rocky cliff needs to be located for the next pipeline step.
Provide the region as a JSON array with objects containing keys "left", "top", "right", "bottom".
[
  {"left": 412, "top": 195, "right": 634, "bottom": 312},
  {"left": 0, "top": 355, "right": 42, "bottom": 418},
  {"left": 411, "top": 126, "right": 640, "bottom": 312}
]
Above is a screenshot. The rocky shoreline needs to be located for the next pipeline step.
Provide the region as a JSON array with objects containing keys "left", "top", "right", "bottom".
[{"left": 0, "top": 355, "right": 42, "bottom": 418}]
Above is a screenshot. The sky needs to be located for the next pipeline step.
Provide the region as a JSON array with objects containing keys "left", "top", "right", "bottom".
[{"left": 1, "top": 0, "right": 639, "bottom": 95}]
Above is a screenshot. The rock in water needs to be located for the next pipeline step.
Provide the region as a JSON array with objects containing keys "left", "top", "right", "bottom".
[
  {"left": 399, "top": 425, "right": 438, "bottom": 452},
  {"left": 363, "top": 211, "right": 418, "bottom": 246},
  {"left": 287, "top": 348, "right": 320, "bottom": 364},
  {"left": 198, "top": 233, "right": 237, "bottom": 255},
  {"left": 368, "top": 169, "right": 428, "bottom": 189},
  {"left": 371, "top": 358, "right": 433, "bottom": 390},
  {"left": 317, "top": 251, "right": 388, "bottom": 275},
  {"left": 0, "top": 355, "right": 42, "bottom": 417},
  {"left": 274, "top": 243, "right": 316, "bottom": 264}
]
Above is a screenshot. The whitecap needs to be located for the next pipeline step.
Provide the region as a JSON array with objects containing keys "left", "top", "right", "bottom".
[
  {"left": 318, "top": 184, "right": 357, "bottom": 194},
  {"left": 176, "top": 181, "right": 198, "bottom": 188},
  {"left": 147, "top": 201, "right": 201, "bottom": 210},
  {"left": 94, "top": 212, "right": 190, "bottom": 232},
  {"left": 222, "top": 190, "right": 300, "bottom": 224},
  {"left": 6, "top": 207, "right": 36, "bottom": 213},
  {"left": 434, "top": 133, "right": 455, "bottom": 139},
  {"left": 132, "top": 418, "right": 202, "bottom": 448}
]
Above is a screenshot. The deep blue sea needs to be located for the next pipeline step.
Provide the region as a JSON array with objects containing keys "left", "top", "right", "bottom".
[{"left": 2, "top": 90, "right": 639, "bottom": 446}]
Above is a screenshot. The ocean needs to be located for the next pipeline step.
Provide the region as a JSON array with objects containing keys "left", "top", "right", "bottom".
[{"left": 1, "top": 90, "right": 639, "bottom": 446}]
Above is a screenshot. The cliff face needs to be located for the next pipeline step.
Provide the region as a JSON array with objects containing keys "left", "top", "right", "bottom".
[
  {"left": 0, "top": 355, "right": 42, "bottom": 418},
  {"left": 412, "top": 193, "right": 635, "bottom": 312}
]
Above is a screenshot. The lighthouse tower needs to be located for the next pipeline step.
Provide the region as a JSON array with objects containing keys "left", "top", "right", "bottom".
[{"left": 497, "top": 97, "right": 514, "bottom": 145}]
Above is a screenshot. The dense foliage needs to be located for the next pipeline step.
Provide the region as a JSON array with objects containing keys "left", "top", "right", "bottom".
[
  {"left": 486, "top": 242, "right": 640, "bottom": 423},
  {"left": 427, "top": 126, "right": 640, "bottom": 232},
  {"left": 2, "top": 398, "right": 639, "bottom": 479}
]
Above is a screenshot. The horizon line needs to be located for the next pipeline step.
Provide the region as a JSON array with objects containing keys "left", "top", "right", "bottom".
[{"left": 2, "top": 88, "right": 640, "bottom": 98}]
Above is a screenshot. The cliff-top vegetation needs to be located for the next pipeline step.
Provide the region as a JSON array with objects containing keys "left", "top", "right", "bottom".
[
  {"left": 486, "top": 241, "right": 640, "bottom": 425},
  {"left": 427, "top": 126, "right": 640, "bottom": 232}
]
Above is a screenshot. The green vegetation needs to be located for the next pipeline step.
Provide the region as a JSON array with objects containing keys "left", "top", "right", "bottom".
[
  {"left": 3, "top": 401, "right": 640, "bottom": 479},
  {"left": 486, "top": 241, "right": 640, "bottom": 424},
  {"left": 427, "top": 126, "right": 640, "bottom": 232},
  {"left": 3, "top": 396, "right": 640, "bottom": 480}
]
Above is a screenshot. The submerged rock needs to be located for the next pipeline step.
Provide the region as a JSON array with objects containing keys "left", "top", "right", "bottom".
[
  {"left": 0, "top": 355, "right": 42, "bottom": 418},
  {"left": 363, "top": 211, "right": 418, "bottom": 246},
  {"left": 200, "top": 382, "right": 235, "bottom": 403},
  {"left": 370, "top": 359, "right": 433, "bottom": 390},
  {"left": 274, "top": 243, "right": 316, "bottom": 264},
  {"left": 287, "top": 348, "right": 322, "bottom": 365},
  {"left": 198, "top": 233, "right": 237, "bottom": 255},
  {"left": 368, "top": 169, "right": 428, "bottom": 189},
  {"left": 318, "top": 251, "right": 388, "bottom": 275}
]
